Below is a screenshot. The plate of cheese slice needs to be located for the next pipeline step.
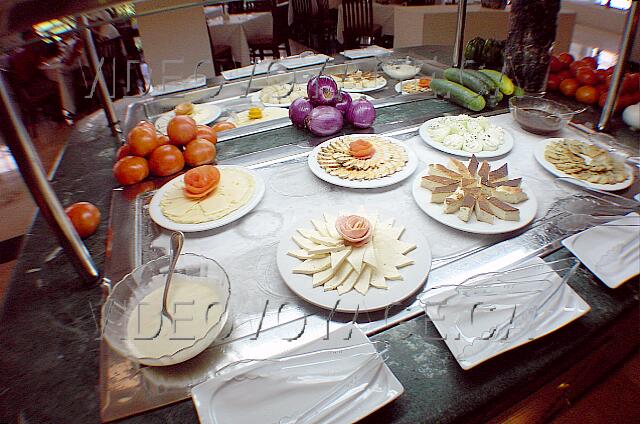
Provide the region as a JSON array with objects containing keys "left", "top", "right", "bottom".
[
  {"left": 308, "top": 134, "right": 418, "bottom": 189},
  {"left": 276, "top": 209, "right": 431, "bottom": 312},
  {"left": 412, "top": 155, "right": 538, "bottom": 235},
  {"left": 149, "top": 165, "right": 265, "bottom": 232}
]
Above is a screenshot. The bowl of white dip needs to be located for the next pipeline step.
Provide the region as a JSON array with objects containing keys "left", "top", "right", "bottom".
[
  {"left": 381, "top": 57, "right": 422, "bottom": 80},
  {"left": 101, "top": 253, "right": 231, "bottom": 366}
]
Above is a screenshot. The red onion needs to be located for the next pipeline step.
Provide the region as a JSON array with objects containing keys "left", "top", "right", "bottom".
[
  {"left": 305, "top": 106, "right": 344, "bottom": 136},
  {"left": 307, "top": 75, "right": 339, "bottom": 106},
  {"left": 334, "top": 91, "right": 352, "bottom": 115},
  {"left": 289, "top": 98, "right": 313, "bottom": 128},
  {"left": 346, "top": 98, "right": 376, "bottom": 129}
]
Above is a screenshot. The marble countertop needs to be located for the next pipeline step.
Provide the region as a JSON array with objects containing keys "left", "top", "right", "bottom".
[{"left": 1, "top": 48, "right": 638, "bottom": 423}]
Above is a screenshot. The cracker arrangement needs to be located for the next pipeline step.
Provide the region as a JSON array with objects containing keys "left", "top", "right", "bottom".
[
  {"left": 316, "top": 136, "right": 408, "bottom": 181},
  {"left": 544, "top": 138, "right": 627, "bottom": 185}
]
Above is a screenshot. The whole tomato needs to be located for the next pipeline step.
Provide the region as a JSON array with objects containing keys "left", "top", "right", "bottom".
[
  {"left": 559, "top": 78, "right": 579, "bottom": 97},
  {"left": 547, "top": 74, "right": 561, "bottom": 91},
  {"left": 127, "top": 125, "right": 158, "bottom": 157},
  {"left": 157, "top": 134, "right": 171, "bottom": 146},
  {"left": 167, "top": 115, "right": 197, "bottom": 146},
  {"left": 116, "top": 144, "right": 131, "bottom": 160},
  {"left": 113, "top": 156, "right": 149, "bottom": 185},
  {"left": 595, "top": 69, "right": 609, "bottom": 83},
  {"left": 621, "top": 73, "right": 640, "bottom": 94},
  {"left": 557, "top": 70, "right": 573, "bottom": 81},
  {"left": 558, "top": 52, "right": 574, "bottom": 67},
  {"left": 65, "top": 202, "right": 101, "bottom": 238},
  {"left": 581, "top": 57, "right": 597, "bottom": 69},
  {"left": 549, "top": 56, "right": 564, "bottom": 73},
  {"left": 577, "top": 68, "right": 598, "bottom": 86},
  {"left": 593, "top": 84, "right": 607, "bottom": 99},
  {"left": 211, "top": 121, "right": 236, "bottom": 133},
  {"left": 135, "top": 121, "right": 156, "bottom": 133},
  {"left": 570, "top": 60, "right": 589, "bottom": 77},
  {"left": 196, "top": 125, "right": 218, "bottom": 144},
  {"left": 184, "top": 139, "right": 217, "bottom": 167},
  {"left": 575, "top": 86, "right": 598, "bottom": 105},
  {"left": 149, "top": 144, "right": 185, "bottom": 176}
]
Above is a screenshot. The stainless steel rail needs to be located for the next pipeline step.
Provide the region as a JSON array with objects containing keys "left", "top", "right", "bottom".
[
  {"left": 597, "top": 1, "right": 639, "bottom": 131},
  {"left": 452, "top": 0, "right": 468, "bottom": 68},
  {"left": 0, "top": 72, "right": 99, "bottom": 282}
]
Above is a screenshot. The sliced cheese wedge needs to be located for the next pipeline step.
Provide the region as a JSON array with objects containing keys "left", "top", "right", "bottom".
[
  {"left": 287, "top": 249, "right": 328, "bottom": 260},
  {"left": 324, "top": 263, "right": 353, "bottom": 291},
  {"left": 323, "top": 213, "right": 341, "bottom": 239},
  {"left": 337, "top": 269, "right": 360, "bottom": 295},
  {"left": 312, "top": 266, "right": 336, "bottom": 287},
  {"left": 331, "top": 247, "right": 352, "bottom": 270},
  {"left": 297, "top": 228, "right": 341, "bottom": 247},
  {"left": 347, "top": 245, "right": 366, "bottom": 274},
  {"left": 308, "top": 244, "right": 347, "bottom": 255},
  {"left": 311, "top": 218, "right": 329, "bottom": 237},
  {"left": 293, "top": 256, "right": 331, "bottom": 275},
  {"left": 370, "top": 267, "right": 388, "bottom": 289},
  {"left": 354, "top": 266, "right": 373, "bottom": 295},
  {"left": 292, "top": 233, "right": 320, "bottom": 251},
  {"left": 363, "top": 243, "right": 379, "bottom": 270}
]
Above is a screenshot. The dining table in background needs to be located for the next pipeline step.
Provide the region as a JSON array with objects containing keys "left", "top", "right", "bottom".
[{"left": 207, "top": 12, "right": 273, "bottom": 67}]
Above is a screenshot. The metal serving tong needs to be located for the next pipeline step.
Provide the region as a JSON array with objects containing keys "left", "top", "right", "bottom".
[{"left": 568, "top": 122, "right": 640, "bottom": 168}]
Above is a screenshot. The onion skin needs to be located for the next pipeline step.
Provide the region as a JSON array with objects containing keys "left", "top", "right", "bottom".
[
  {"left": 289, "top": 98, "right": 313, "bottom": 128},
  {"left": 346, "top": 98, "right": 376, "bottom": 129},
  {"left": 305, "top": 106, "right": 344, "bottom": 136},
  {"left": 334, "top": 91, "right": 352, "bottom": 115},
  {"left": 307, "top": 75, "right": 339, "bottom": 106}
]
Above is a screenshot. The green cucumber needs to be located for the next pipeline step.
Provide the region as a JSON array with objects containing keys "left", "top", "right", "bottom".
[
  {"left": 444, "top": 68, "right": 492, "bottom": 95},
  {"left": 478, "top": 69, "right": 515, "bottom": 95},
  {"left": 430, "top": 79, "right": 486, "bottom": 112},
  {"left": 467, "top": 69, "right": 498, "bottom": 91},
  {"left": 513, "top": 86, "right": 525, "bottom": 97}
]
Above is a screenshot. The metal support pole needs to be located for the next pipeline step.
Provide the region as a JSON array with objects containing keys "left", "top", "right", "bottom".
[
  {"left": 0, "top": 72, "right": 99, "bottom": 282},
  {"left": 597, "top": 1, "right": 639, "bottom": 132},
  {"left": 79, "top": 15, "right": 123, "bottom": 140},
  {"left": 452, "top": 0, "right": 468, "bottom": 68}
]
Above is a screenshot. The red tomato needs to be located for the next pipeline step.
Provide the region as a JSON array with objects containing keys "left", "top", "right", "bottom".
[
  {"left": 575, "top": 86, "right": 598, "bottom": 105},
  {"left": 113, "top": 156, "right": 149, "bottom": 186},
  {"left": 557, "top": 70, "right": 573, "bottom": 81},
  {"left": 549, "top": 56, "right": 564, "bottom": 73},
  {"left": 167, "top": 115, "right": 197, "bottom": 146},
  {"left": 598, "top": 92, "right": 608, "bottom": 108},
  {"left": 597, "top": 92, "right": 635, "bottom": 113},
  {"left": 65, "top": 202, "right": 101, "bottom": 238},
  {"left": 605, "top": 66, "right": 615, "bottom": 75},
  {"left": 127, "top": 125, "right": 158, "bottom": 157},
  {"left": 558, "top": 53, "right": 574, "bottom": 67},
  {"left": 559, "top": 78, "right": 579, "bottom": 97},
  {"left": 211, "top": 121, "right": 236, "bottom": 133},
  {"left": 570, "top": 60, "right": 589, "bottom": 77},
  {"left": 149, "top": 144, "right": 185, "bottom": 176},
  {"left": 581, "top": 57, "right": 597, "bottom": 69},
  {"left": 135, "top": 121, "right": 156, "bottom": 133},
  {"left": 576, "top": 68, "right": 598, "bottom": 86},
  {"left": 547, "top": 74, "right": 561, "bottom": 91},
  {"left": 157, "top": 134, "right": 171, "bottom": 146},
  {"left": 196, "top": 125, "right": 218, "bottom": 144},
  {"left": 593, "top": 84, "right": 607, "bottom": 99},
  {"left": 116, "top": 144, "right": 131, "bottom": 160},
  {"left": 184, "top": 139, "right": 217, "bottom": 167},
  {"left": 595, "top": 69, "right": 609, "bottom": 83},
  {"left": 623, "top": 73, "right": 640, "bottom": 93}
]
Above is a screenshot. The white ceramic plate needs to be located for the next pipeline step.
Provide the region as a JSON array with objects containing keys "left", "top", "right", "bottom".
[
  {"left": 411, "top": 171, "right": 538, "bottom": 235},
  {"left": 150, "top": 74, "right": 207, "bottom": 97},
  {"left": 338, "top": 77, "right": 387, "bottom": 93},
  {"left": 423, "top": 257, "right": 591, "bottom": 370},
  {"left": 154, "top": 103, "right": 223, "bottom": 134},
  {"left": 341, "top": 46, "right": 393, "bottom": 59},
  {"left": 394, "top": 79, "right": 432, "bottom": 95},
  {"left": 308, "top": 134, "right": 418, "bottom": 189},
  {"left": 249, "top": 84, "right": 306, "bottom": 108},
  {"left": 276, "top": 213, "right": 432, "bottom": 313},
  {"left": 148, "top": 165, "right": 265, "bottom": 232},
  {"left": 191, "top": 324, "right": 404, "bottom": 424},
  {"left": 562, "top": 214, "right": 640, "bottom": 288},
  {"left": 280, "top": 54, "right": 333, "bottom": 69},
  {"left": 418, "top": 119, "right": 514, "bottom": 158},
  {"left": 533, "top": 138, "right": 635, "bottom": 191}
]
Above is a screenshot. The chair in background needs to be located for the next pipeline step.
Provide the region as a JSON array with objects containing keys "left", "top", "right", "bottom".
[
  {"left": 291, "top": 0, "right": 314, "bottom": 46},
  {"left": 342, "top": 0, "right": 381, "bottom": 49},
  {"left": 227, "top": 1, "right": 246, "bottom": 14},
  {"left": 248, "top": 0, "right": 292, "bottom": 61},
  {"left": 244, "top": 0, "right": 272, "bottom": 12},
  {"left": 310, "top": 0, "right": 339, "bottom": 53}
]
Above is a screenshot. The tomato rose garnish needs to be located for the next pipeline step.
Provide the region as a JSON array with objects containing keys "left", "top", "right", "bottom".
[
  {"left": 335, "top": 215, "right": 372, "bottom": 247},
  {"left": 183, "top": 165, "right": 221, "bottom": 198},
  {"left": 349, "top": 139, "right": 375, "bottom": 159}
]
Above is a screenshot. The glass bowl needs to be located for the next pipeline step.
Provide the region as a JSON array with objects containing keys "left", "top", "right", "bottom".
[
  {"left": 101, "top": 253, "right": 231, "bottom": 366},
  {"left": 509, "top": 96, "right": 578, "bottom": 135},
  {"left": 381, "top": 57, "right": 422, "bottom": 80}
]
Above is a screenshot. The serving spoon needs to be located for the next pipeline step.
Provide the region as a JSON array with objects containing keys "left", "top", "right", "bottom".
[{"left": 154, "top": 231, "right": 184, "bottom": 338}]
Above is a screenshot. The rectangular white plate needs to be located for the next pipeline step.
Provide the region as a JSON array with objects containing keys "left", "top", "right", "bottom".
[
  {"left": 562, "top": 214, "right": 640, "bottom": 288},
  {"left": 191, "top": 324, "right": 404, "bottom": 424},
  {"left": 281, "top": 54, "right": 333, "bottom": 69},
  {"left": 422, "top": 257, "right": 590, "bottom": 370},
  {"left": 150, "top": 75, "right": 207, "bottom": 96},
  {"left": 341, "top": 45, "right": 393, "bottom": 59},
  {"left": 222, "top": 61, "right": 273, "bottom": 80}
]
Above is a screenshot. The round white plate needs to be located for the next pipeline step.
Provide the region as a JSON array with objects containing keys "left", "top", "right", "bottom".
[
  {"left": 339, "top": 77, "right": 387, "bottom": 93},
  {"left": 154, "top": 103, "right": 223, "bottom": 134},
  {"left": 308, "top": 134, "right": 418, "bottom": 189},
  {"left": 276, "top": 214, "right": 432, "bottom": 313},
  {"left": 418, "top": 118, "right": 514, "bottom": 159},
  {"left": 148, "top": 165, "right": 265, "bottom": 232},
  {"left": 394, "top": 79, "right": 432, "bottom": 95},
  {"left": 533, "top": 138, "right": 635, "bottom": 192},
  {"left": 411, "top": 172, "right": 538, "bottom": 235}
]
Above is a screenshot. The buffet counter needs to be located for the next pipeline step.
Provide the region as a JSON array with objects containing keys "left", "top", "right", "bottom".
[{"left": 0, "top": 46, "right": 638, "bottom": 424}]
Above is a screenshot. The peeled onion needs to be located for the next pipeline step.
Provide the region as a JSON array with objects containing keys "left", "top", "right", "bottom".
[
  {"left": 346, "top": 99, "right": 376, "bottom": 129},
  {"left": 307, "top": 75, "right": 339, "bottom": 106},
  {"left": 305, "top": 106, "right": 344, "bottom": 136},
  {"left": 289, "top": 98, "right": 313, "bottom": 128}
]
